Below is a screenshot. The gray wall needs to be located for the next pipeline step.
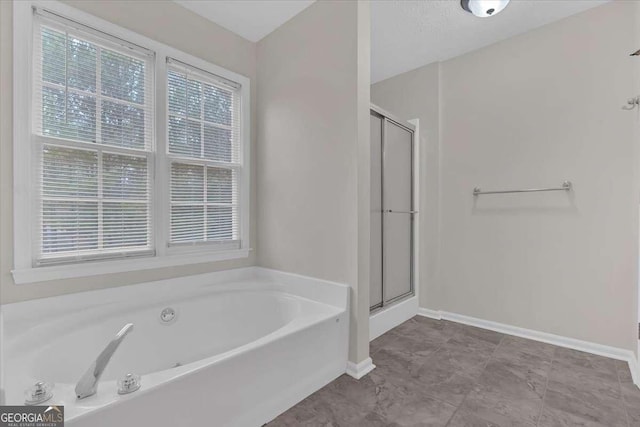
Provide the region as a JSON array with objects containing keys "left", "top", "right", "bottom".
[
  {"left": 372, "top": 1, "right": 640, "bottom": 352},
  {"left": 256, "top": 1, "right": 371, "bottom": 363},
  {"left": 0, "top": 1, "right": 258, "bottom": 304}
]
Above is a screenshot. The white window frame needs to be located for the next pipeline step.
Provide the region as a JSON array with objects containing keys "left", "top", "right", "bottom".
[{"left": 12, "top": 0, "right": 251, "bottom": 284}]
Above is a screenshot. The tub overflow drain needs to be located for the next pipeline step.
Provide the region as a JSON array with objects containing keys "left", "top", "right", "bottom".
[{"left": 160, "top": 307, "right": 176, "bottom": 324}]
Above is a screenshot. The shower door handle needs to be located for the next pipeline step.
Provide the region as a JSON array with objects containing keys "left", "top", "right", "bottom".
[{"left": 383, "top": 210, "right": 418, "bottom": 214}]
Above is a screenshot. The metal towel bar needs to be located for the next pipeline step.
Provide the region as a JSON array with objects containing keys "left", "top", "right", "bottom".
[
  {"left": 473, "top": 181, "right": 572, "bottom": 196},
  {"left": 383, "top": 210, "right": 418, "bottom": 214}
]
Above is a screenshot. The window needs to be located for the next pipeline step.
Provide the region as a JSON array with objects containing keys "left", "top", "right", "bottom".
[
  {"left": 33, "top": 10, "right": 155, "bottom": 265},
  {"left": 12, "top": 3, "right": 250, "bottom": 283},
  {"left": 167, "top": 59, "right": 242, "bottom": 249}
]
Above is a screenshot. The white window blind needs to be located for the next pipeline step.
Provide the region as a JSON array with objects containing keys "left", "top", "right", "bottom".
[
  {"left": 32, "top": 10, "right": 155, "bottom": 265},
  {"left": 167, "top": 58, "right": 242, "bottom": 248}
]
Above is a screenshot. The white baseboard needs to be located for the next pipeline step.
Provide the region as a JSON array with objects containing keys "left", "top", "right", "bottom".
[
  {"left": 370, "top": 296, "right": 418, "bottom": 340},
  {"left": 417, "top": 307, "right": 442, "bottom": 320},
  {"left": 417, "top": 309, "right": 640, "bottom": 387},
  {"left": 346, "top": 357, "right": 376, "bottom": 380},
  {"left": 629, "top": 355, "right": 640, "bottom": 386}
]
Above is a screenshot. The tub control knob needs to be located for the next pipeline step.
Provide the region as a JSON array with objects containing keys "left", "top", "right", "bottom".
[
  {"left": 117, "top": 373, "right": 141, "bottom": 395},
  {"left": 25, "top": 381, "right": 53, "bottom": 405}
]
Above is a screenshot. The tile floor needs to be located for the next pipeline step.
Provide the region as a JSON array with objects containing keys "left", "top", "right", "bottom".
[{"left": 269, "top": 316, "right": 640, "bottom": 426}]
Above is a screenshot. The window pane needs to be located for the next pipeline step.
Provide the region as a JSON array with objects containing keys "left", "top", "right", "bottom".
[
  {"left": 168, "top": 115, "right": 186, "bottom": 152},
  {"left": 103, "top": 202, "right": 149, "bottom": 248},
  {"left": 42, "top": 146, "right": 98, "bottom": 198},
  {"left": 206, "top": 206, "right": 234, "bottom": 241},
  {"left": 203, "top": 124, "right": 232, "bottom": 162},
  {"left": 187, "top": 79, "right": 202, "bottom": 119},
  {"left": 171, "top": 206, "right": 204, "bottom": 242},
  {"left": 42, "top": 88, "right": 96, "bottom": 142},
  {"left": 67, "top": 36, "right": 96, "bottom": 92},
  {"left": 187, "top": 119, "right": 201, "bottom": 156},
  {"left": 42, "top": 86, "right": 66, "bottom": 137},
  {"left": 42, "top": 27, "right": 66, "bottom": 86},
  {"left": 206, "top": 167, "right": 233, "bottom": 204},
  {"left": 67, "top": 92, "right": 97, "bottom": 142},
  {"left": 101, "top": 49, "right": 145, "bottom": 104},
  {"left": 168, "top": 70, "right": 186, "bottom": 116},
  {"left": 171, "top": 163, "right": 204, "bottom": 202},
  {"left": 103, "top": 154, "right": 148, "bottom": 200},
  {"left": 42, "top": 201, "right": 98, "bottom": 253},
  {"left": 101, "top": 100, "right": 146, "bottom": 149},
  {"left": 168, "top": 116, "right": 201, "bottom": 157},
  {"left": 204, "top": 84, "right": 232, "bottom": 126}
]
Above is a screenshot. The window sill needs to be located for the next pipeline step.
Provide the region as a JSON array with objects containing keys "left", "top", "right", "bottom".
[{"left": 11, "top": 248, "right": 252, "bottom": 284}]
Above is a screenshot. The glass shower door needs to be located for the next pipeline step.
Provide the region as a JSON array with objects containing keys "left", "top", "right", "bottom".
[
  {"left": 370, "top": 112, "right": 383, "bottom": 309},
  {"left": 370, "top": 108, "right": 414, "bottom": 312},
  {"left": 382, "top": 120, "right": 413, "bottom": 303}
]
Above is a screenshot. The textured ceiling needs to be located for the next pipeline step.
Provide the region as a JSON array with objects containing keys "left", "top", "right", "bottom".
[
  {"left": 371, "top": 0, "right": 609, "bottom": 83},
  {"left": 174, "top": 0, "right": 609, "bottom": 83},
  {"left": 174, "top": 0, "right": 315, "bottom": 42}
]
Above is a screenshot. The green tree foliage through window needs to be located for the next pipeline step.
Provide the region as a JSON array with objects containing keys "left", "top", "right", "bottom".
[{"left": 37, "top": 24, "right": 152, "bottom": 260}]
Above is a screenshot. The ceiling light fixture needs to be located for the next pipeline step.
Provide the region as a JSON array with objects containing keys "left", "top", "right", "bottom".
[{"left": 461, "top": 0, "right": 510, "bottom": 18}]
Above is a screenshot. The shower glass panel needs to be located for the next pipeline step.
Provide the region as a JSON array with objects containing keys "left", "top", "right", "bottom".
[
  {"left": 370, "top": 112, "right": 383, "bottom": 309},
  {"left": 383, "top": 121, "right": 413, "bottom": 301},
  {"left": 370, "top": 107, "right": 414, "bottom": 312}
]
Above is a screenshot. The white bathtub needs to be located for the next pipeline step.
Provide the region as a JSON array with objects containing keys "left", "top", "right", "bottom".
[{"left": 0, "top": 267, "right": 349, "bottom": 427}]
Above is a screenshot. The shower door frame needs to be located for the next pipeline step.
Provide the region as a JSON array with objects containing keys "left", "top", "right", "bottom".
[{"left": 370, "top": 104, "right": 416, "bottom": 313}]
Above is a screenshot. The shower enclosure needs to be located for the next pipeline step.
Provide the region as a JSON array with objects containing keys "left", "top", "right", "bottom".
[{"left": 370, "top": 105, "right": 415, "bottom": 312}]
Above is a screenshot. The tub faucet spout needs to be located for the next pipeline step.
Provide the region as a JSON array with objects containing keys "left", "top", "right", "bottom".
[{"left": 75, "top": 323, "right": 134, "bottom": 399}]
